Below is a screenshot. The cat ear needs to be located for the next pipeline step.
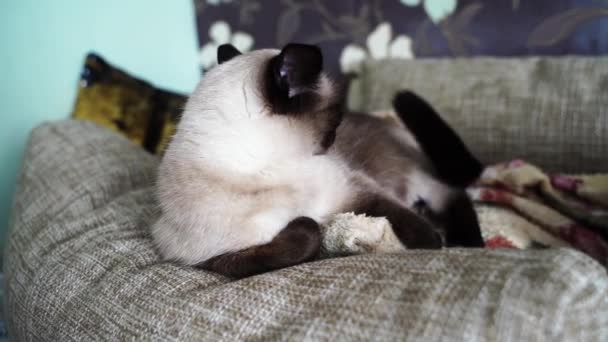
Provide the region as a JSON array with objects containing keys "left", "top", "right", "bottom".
[
  {"left": 217, "top": 44, "right": 242, "bottom": 64},
  {"left": 272, "top": 43, "right": 323, "bottom": 98}
]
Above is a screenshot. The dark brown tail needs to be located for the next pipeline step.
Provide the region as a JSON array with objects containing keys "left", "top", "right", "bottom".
[
  {"left": 392, "top": 90, "right": 483, "bottom": 188},
  {"left": 393, "top": 91, "right": 485, "bottom": 247}
]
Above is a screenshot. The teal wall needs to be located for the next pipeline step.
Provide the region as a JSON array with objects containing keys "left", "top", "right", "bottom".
[{"left": 0, "top": 1, "right": 201, "bottom": 255}]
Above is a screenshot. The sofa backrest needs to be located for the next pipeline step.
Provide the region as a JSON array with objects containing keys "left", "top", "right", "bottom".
[{"left": 348, "top": 57, "right": 608, "bottom": 173}]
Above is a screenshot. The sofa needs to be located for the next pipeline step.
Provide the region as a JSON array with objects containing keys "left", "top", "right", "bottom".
[{"left": 5, "top": 57, "right": 608, "bottom": 341}]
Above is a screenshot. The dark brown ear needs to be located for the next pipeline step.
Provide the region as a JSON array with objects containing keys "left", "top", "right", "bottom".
[
  {"left": 265, "top": 43, "right": 324, "bottom": 114},
  {"left": 271, "top": 43, "right": 322, "bottom": 98},
  {"left": 217, "top": 44, "right": 241, "bottom": 64}
]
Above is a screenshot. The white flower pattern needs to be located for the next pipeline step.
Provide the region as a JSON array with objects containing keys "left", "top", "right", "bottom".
[
  {"left": 339, "top": 22, "right": 414, "bottom": 74},
  {"left": 199, "top": 21, "right": 254, "bottom": 70},
  {"left": 192, "top": 0, "right": 606, "bottom": 74}
]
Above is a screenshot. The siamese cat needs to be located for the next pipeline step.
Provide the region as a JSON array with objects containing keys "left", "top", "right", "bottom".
[{"left": 151, "top": 43, "right": 484, "bottom": 278}]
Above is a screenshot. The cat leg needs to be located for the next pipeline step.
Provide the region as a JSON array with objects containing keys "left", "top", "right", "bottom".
[
  {"left": 351, "top": 193, "right": 444, "bottom": 249},
  {"left": 443, "top": 192, "right": 485, "bottom": 247},
  {"left": 392, "top": 91, "right": 485, "bottom": 247},
  {"left": 392, "top": 90, "right": 483, "bottom": 188},
  {"left": 199, "top": 217, "right": 321, "bottom": 278}
]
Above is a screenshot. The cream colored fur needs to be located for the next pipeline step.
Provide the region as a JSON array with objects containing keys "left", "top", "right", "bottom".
[
  {"left": 152, "top": 49, "right": 457, "bottom": 265},
  {"left": 152, "top": 50, "right": 354, "bottom": 264}
]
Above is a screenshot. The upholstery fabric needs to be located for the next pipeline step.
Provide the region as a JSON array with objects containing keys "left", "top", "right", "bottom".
[
  {"left": 6, "top": 120, "right": 608, "bottom": 341},
  {"left": 348, "top": 57, "right": 608, "bottom": 173}
]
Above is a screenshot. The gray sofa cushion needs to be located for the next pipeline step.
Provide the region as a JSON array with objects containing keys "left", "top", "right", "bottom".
[
  {"left": 348, "top": 57, "right": 608, "bottom": 173},
  {"left": 5, "top": 120, "right": 608, "bottom": 341}
]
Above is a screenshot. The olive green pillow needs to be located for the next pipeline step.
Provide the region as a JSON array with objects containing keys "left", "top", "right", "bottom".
[{"left": 71, "top": 53, "right": 187, "bottom": 155}]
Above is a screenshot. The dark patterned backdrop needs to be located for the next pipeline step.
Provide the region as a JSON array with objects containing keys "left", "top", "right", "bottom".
[{"left": 194, "top": 0, "right": 608, "bottom": 75}]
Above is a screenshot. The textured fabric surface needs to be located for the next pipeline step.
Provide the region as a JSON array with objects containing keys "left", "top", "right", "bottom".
[
  {"left": 6, "top": 120, "right": 608, "bottom": 341},
  {"left": 348, "top": 57, "right": 608, "bottom": 173}
]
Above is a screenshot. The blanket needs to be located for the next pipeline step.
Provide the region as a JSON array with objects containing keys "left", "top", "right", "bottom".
[
  {"left": 470, "top": 160, "right": 608, "bottom": 265},
  {"left": 322, "top": 160, "right": 608, "bottom": 266}
]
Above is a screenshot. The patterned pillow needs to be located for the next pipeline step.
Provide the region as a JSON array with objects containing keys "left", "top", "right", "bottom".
[
  {"left": 71, "top": 53, "right": 187, "bottom": 155},
  {"left": 194, "top": 0, "right": 608, "bottom": 75}
]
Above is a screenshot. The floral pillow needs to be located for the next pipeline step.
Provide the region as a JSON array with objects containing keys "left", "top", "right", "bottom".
[{"left": 194, "top": 0, "right": 608, "bottom": 75}]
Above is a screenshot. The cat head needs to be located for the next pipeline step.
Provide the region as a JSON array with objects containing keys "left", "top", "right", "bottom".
[{"left": 181, "top": 43, "right": 344, "bottom": 155}]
